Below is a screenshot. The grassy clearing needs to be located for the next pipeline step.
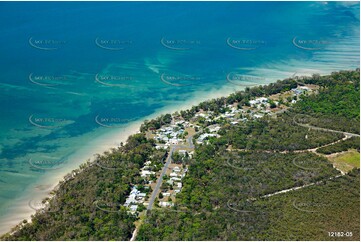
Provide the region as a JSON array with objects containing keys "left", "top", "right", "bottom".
[{"left": 328, "top": 149, "right": 360, "bottom": 173}]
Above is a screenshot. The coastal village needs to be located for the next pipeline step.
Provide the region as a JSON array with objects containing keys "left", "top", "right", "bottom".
[
  {"left": 6, "top": 70, "right": 360, "bottom": 241},
  {"left": 58, "top": 84, "right": 317, "bottom": 216},
  {"left": 121, "top": 84, "right": 316, "bottom": 214}
]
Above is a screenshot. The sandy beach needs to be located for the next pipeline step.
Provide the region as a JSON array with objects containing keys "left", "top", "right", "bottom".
[{"left": 0, "top": 83, "right": 247, "bottom": 236}]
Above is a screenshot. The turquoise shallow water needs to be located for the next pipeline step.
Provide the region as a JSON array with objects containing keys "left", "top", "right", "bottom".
[{"left": 0, "top": 1, "right": 359, "bottom": 232}]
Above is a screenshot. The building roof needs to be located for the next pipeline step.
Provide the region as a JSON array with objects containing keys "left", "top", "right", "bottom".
[{"left": 129, "top": 205, "right": 138, "bottom": 211}]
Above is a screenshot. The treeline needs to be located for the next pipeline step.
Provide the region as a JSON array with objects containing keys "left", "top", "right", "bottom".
[
  {"left": 213, "top": 113, "right": 344, "bottom": 151},
  {"left": 136, "top": 147, "right": 344, "bottom": 240},
  {"left": 255, "top": 169, "right": 360, "bottom": 240},
  {"left": 3, "top": 69, "right": 359, "bottom": 241},
  {"left": 2, "top": 134, "right": 156, "bottom": 241},
  {"left": 211, "top": 112, "right": 344, "bottom": 151},
  {"left": 179, "top": 79, "right": 297, "bottom": 120},
  {"left": 292, "top": 70, "right": 359, "bottom": 133},
  {"left": 136, "top": 70, "right": 360, "bottom": 240},
  {"left": 182, "top": 69, "right": 359, "bottom": 121},
  {"left": 141, "top": 69, "right": 359, "bottom": 134},
  {"left": 317, "top": 136, "right": 360, "bottom": 154},
  {"left": 140, "top": 114, "right": 172, "bottom": 132}
]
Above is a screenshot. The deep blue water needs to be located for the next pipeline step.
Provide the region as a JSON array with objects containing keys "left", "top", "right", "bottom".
[{"left": 0, "top": 1, "right": 359, "bottom": 231}]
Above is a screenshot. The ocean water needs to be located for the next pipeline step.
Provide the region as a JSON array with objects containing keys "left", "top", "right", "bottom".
[{"left": 0, "top": 1, "right": 359, "bottom": 233}]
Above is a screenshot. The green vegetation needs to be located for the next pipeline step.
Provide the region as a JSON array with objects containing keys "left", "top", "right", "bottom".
[
  {"left": 136, "top": 148, "right": 343, "bottom": 240},
  {"left": 141, "top": 114, "right": 172, "bottom": 132},
  {"left": 2, "top": 70, "right": 359, "bottom": 241},
  {"left": 2, "top": 134, "right": 156, "bottom": 241},
  {"left": 333, "top": 150, "right": 360, "bottom": 168},
  {"left": 255, "top": 169, "right": 360, "bottom": 240},
  {"left": 317, "top": 137, "right": 360, "bottom": 154},
  {"left": 329, "top": 150, "right": 360, "bottom": 173},
  {"left": 215, "top": 114, "right": 343, "bottom": 151},
  {"left": 137, "top": 170, "right": 359, "bottom": 240},
  {"left": 293, "top": 70, "right": 360, "bottom": 134},
  {"left": 136, "top": 70, "right": 360, "bottom": 240}
]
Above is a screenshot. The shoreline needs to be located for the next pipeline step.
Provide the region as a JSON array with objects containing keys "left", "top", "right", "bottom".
[
  {"left": 0, "top": 83, "right": 250, "bottom": 236},
  {"left": 1, "top": 68, "right": 354, "bottom": 236}
]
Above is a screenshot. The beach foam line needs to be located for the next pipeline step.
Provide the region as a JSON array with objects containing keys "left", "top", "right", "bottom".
[{"left": 0, "top": 71, "right": 322, "bottom": 235}]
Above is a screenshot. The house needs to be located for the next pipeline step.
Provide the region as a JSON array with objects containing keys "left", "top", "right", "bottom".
[
  {"left": 129, "top": 205, "right": 138, "bottom": 212},
  {"left": 170, "top": 177, "right": 182, "bottom": 181},
  {"left": 195, "top": 113, "right": 207, "bottom": 118},
  {"left": 169, "top": 138, "right": 178, "bottom": 145},
  {"left": 141, "top": 170, "right": 155, "bottom": 177},
  {"left": 299, "top": 86, "right": 310, "bottom": 91},
  {"left": 173, "top": 166, "right": 181, "bottom": 173},
  {"left": 177, "top": 182, "right": 182, "bottom": 188},
  {"left": 162, "top": 192, "right": 171, "bottom": 197},
  {"left": 64, "top": 173, "right": 73, "bottom": 181},
  {"left": 170, "top": 172, "right": 178, "bottom": 177},
  {"left": 250, "top": 97, "right": 268, "bottom": 105},
  {"left": 130, "top": 186, "right": 139, "bottom": 195},
  {"left": 156, "top": 144, "right": 169, "bottom": 150},
  {"left": 137, "top": 193, "right": 147, "bottom": 198},
  {"left": 197, "top": 133, "right": 219, "bottom": 144},
  {"left": 253, "top": 114, "right": 263, "bottom": 119},
  {"left": 209, "top": 126, "right": 221, "bottom": 133},
  {"left": 292, "top": 87, "right": 309, "bottom": 95},
  {"left": 257, "top": 97, "right": 268, "bottom": 103},
  {"left": 124, "top": 196, "right": 137, "bottom": 207},
  {"left": 159, "top": 201, "right": 173, "bottom": 207},
  {"left": 175, "top": 120, "right": 185, "bottom": 125}
]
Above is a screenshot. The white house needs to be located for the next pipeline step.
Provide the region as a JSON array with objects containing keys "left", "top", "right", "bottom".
[
  {"left": 253, "top": 114, "right": 263, "bottom": 119},
  {"left": 170, "top": 172, "right": 178, "bottom": 177},
  {"left": 173, "top": 166, "right": 181, "bottom": 173},
  {"left": 137, "top": 193, "right": 147, "bottom": 198},
  {"left": 141, "top": 170, "right": 155, "bottom": 177},
  {"left": 250, "top": 97, "right": 268, "bottom": 105},
  {"left": 209, "top": 126, "right": 221, "bottom": 133},
  {"left": 169, "top": 138, "right": 178, "bottom": 145},
  {"left": 170, "top": 177, "right": 182, "bottom": 181},
  {"left": 124, "top": 196, "right": 137, "bottom": 207},
  {"left": 159, "top": 201, "right": 173, "bottom": 207},
  {"left": 129, "top": 205, "right": 138, "bottom": 212}
]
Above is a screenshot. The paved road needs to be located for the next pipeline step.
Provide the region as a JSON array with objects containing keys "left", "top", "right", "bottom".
[
  {"left": 187, "top": 135, "right": 195, "bottom": 149},
  {"left": 146, "top": 146, "right": 175, "bottom": 210},
  {"left": 146, "top": 134, "right": 196, "bottom": 211}
]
